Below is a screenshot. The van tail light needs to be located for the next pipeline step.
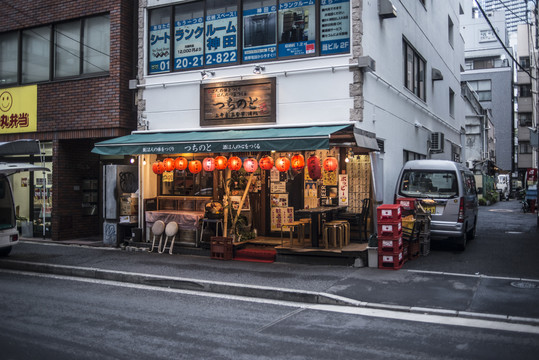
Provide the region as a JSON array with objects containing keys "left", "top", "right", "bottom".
[
  {"left": 10, "top": 233, "right": 18, "bottom": 242},
  {"left": 458, "top": 197, "right": 465, "bottom": 223}
]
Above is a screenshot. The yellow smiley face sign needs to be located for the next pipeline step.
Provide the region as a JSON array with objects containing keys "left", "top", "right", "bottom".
[{"left": 0, "top": 85, "right": 37, "bottom": 134}]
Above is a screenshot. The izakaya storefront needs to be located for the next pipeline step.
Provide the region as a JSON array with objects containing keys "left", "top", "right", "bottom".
[{"left": 93, "top": 124, "right": 379, "bottom": 256}]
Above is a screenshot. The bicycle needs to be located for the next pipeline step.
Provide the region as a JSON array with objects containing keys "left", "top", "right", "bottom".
[{"left": 522, "top": 199, "right": 530, "bottom": 213}]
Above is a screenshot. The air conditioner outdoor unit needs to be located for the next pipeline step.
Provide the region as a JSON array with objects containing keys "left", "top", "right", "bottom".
[{"left": 430, "top": 132, "right": 444, "bottom": 153}]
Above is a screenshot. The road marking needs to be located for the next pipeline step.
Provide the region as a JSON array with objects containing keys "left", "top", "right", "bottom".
[
  {"left": 3, "top": 269, "right": 538, "bottom": 335},
  {"left": 407, "top": 269, "right": 539, "bottom": 282}
]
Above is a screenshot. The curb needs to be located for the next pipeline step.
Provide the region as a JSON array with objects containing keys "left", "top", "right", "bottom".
[{"left": 1, "top": 259, "right": 538, "bottom": 327}]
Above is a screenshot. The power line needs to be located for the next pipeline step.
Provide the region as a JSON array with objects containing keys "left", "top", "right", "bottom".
[{"left": 476, "top": 0, "right": 537, "bottom": 79}]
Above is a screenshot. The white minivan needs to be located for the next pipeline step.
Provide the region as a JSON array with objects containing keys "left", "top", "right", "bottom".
[
  {"left": 0, "top": 162, "right": 49, "bottom": 256},
  {"left": 395, "top": 160, "right": 479, "bottom": 250}
]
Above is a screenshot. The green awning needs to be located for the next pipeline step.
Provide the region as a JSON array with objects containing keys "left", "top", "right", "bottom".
[{"left": 92, "top": 125, "right": 356, "bottom": 155}]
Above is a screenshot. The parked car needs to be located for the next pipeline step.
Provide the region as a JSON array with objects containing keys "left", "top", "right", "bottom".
[
  {"left": 0, "top": 162, "right": 49, "bottom": 256},
  {"left": 395, "top": 160, "right": 479, "bottom": 250},
  {"left": 496, "top": 174, "right": 510, "bottom": 201}
]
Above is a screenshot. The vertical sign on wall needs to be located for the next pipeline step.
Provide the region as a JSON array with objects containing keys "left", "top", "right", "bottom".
[
  {"left": 278, "top": 0, "right": 316, "bottom": 58},
  {"left": 205, "top": 10, "right": 238, "bottom": 66},
  {"left": 174, "top": 16, "right": 204, "bottom": 70},
  {"left": 338, "top": 174, "right": 349, "bottom": 206},
  {"left": 243, "top": 5, "right": 277, "bottom": 62},
  {"left": 320, "top": 0, "right": 350, "bottom": 55},
  {"left": 149, "top": 22, "right": 171, "bottom": 74}
]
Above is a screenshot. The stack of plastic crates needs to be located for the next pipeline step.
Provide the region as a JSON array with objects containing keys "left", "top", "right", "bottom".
[
  {"left": 210, "top": 236, "right": 233, "bottom": 260},
  {"left": 377, "top": 204, "right": 403, "bottom": 270}
]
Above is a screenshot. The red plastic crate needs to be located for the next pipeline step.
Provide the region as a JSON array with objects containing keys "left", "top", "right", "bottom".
[
  {"left": 377, "top": 221, "right": 402, "bottom": 239},
  {"left": 377, "top": 204, "right": 402, "bottom": 223},
  {"left": 378, "top": 237, "right": 403, "bottom": 254},
  {"left": 378, "top": 252, "right": 404, "bottom": 270},
  {"left": 210, "top": 236, "right": 233, "bottom": 260},
  {"left": 396, "top": 198, "right": 417, "bottom": 211}
]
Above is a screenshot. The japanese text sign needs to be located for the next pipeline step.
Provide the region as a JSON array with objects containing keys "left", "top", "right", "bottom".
[{"left": 0, "top": 85, "right": 37, "bottom": 134}]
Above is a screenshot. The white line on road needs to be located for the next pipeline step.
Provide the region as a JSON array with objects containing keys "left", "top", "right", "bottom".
[{"left": 3, "top": 269, "right": 539, "bottom": 335}]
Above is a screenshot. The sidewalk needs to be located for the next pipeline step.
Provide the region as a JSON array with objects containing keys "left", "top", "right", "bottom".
[{"left": 2, "top": 236, "right": 539, "bottom": 326}]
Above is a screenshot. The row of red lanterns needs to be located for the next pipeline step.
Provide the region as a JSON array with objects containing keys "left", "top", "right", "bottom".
[{"left": 151, "top": 154, "right": 338, "bottom": 175}]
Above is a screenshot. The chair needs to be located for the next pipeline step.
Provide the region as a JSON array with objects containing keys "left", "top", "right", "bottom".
[
  {"left": 322, "top": 221, "right": 348, "bottom": 249},
  {"left": 199, "top": 218, "right": 224, "bottom": 245},
  {"left": 359, "top": 198, "right": 371, "bottom": 242},
  {"left": 149, "top": 220, "right": 165, "bottom": 252},
  {"left": 160, "top": 221, "right": 179, "bottom": 254},
  {"left": 281, "top": 221, "right": 303, "bottom": 247}
]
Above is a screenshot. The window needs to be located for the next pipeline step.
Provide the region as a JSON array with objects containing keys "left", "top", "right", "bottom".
[
  {"left": 22, "top": 26, "right": 51, "bottom": 84},
  {"left": 468, "top": 79, "right": 492, "bottom": 101},
  {"left": 158, "top": 155, "right": 214, "bottom": 196},
  {"left": 449, "top": 87, "right": 455, "bottom": 118},
  {"left": 55, "top": 21, "right": 81, "bottom": 78},
  {"left": 448, "top": 16, "right": 454, "bottom": 48},
  {"left": 520, "top": 56, "right": 530, "bottom": 69},
  {"left": 0, "top": 32, "right": 18, "bottom": 85},
  {"left": 1, "top": 15, "right": 110, "bottom": 85},
  {"left": 518, "top": 112, "right": 532, "bottom": 127},
  {"left": 399, "top": 170, "right": 458, "bottom": 199},
  {"left": 403, "top": 39, "right": 426, "bottom": 101},
  {"left": 403, "top": 150, "right": 425, "bottom": 164},
  {"left": 83, "top": 15, "right": 110, "bottom": 73},
  {"left": 149, "top": 0, "right": 351, "bottom": 74},
  {"left": 519, "top": 84, "right": 532, "bottom": 97},
  {"left": 519, "top": 141, "right": 532, "bottom": 154}
]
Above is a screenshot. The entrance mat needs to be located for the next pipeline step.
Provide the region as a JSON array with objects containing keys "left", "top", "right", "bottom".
[{"left": 234, "top": 247, "right": 276, "bottom": 263}]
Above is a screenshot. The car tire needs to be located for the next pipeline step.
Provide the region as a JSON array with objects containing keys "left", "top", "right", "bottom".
[
  {"left": 467, "top": 218, "right": 477, "bottom": 240},
  {"left": 457, "top": 231, "right": 467, "bottom": 251},
  {"left": 0, "top": 246, "right": 12, "bottom": 257}
]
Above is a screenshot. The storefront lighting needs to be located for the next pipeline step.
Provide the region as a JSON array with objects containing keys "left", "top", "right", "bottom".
[
  {"left": 323, "top": 157, "right": 338, "bottom": 172},
  {"left": 253, "top": 65, "right": 265, "bottom": 74},
  {"left": 142, "top": 157, "right": 147, "bottom": 166},
  {"left": 228, "top": 156, "right": 242, "bottom": 171},
  {"left": 163, "top": 158, "right": 175, "bottom": 172},
  {"left": 307, "top": 155, "right": 321, "bottom": 180},
  {"left": 215, "top": 156, "right": 228, "bottom": 170},
  {"left": 203, "top": 157, "right": 215, "bottom": 172},
  {"left": 201, "top": 70, "right": 215, "bottom": 80},
  {"left": 291, "top": 154, "right": 305, "bottom": 171},
  {"left": 152, "top": 161, "right": 165, "bottom": 175},
  {"left": 174, "top": 157, "right": 188, "bottom": 171},
  {"left": 244, "top": 157, "right": 258, "bottom": 173},
  {"left": 188, "top": 160, "right": 202, "bottom": 174},
  {"left": 130, "top": 157, "right": 135, "bottom": 164},
  {"left": 259, "top": 156, "right": 274, "bottom": 170},
  {"left": 275, "top": 157, "right": 290, "bottom": 172}
]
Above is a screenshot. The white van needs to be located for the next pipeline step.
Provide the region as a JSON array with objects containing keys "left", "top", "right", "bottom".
[
  {"left": 395, "top": 160, "right": 479, "bottom": 250},
  {"left": 0, "top": 162, "right": 49, "bottom": 256},
  {"left": 496, "top": 174, "right": 510, "bottom": 201}
]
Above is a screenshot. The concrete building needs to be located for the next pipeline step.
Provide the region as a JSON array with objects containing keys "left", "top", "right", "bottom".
[
  {"left": 479, "top": 0, "right": 530, "bottom": 35},
  {"left": 461, "top": 5, "right": 514, "bottom": 172},
  {"left": 92, "top": 0, "right": 468, "bottom": 247},
  {"left": 0, "top": 0, "right": 137, "bottom": 240}
]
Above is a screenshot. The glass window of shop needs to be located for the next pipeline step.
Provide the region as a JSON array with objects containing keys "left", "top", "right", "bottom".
[
  {"left": 0, "top": 32, "right": 18, "bottom": 85},
  {"left": 148, "top": 0, "right": 350, "bottom": 74},
  {"left": 55, "top": 20, "right": 82, "bottom": 78},
  {"left": 22, "top": 26, "right": 51, "bottom": 84},
  {"left": 83, "top": 14, "right": 110, "bottom": 74},
  {"left": 157, "top": 156, "right": 214, "bottom": 197},
  {"left": 9, "top": 142, "right": 53, "bottom": 238}
]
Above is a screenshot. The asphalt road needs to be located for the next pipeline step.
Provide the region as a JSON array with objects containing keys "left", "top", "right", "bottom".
[{"left": 1, "top": 270, "right": 538, "bottom": 360}]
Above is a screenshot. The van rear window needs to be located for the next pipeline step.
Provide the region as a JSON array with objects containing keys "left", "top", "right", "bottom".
[{"left": 399, "top": 170, "right": 458, "bottom": 198}]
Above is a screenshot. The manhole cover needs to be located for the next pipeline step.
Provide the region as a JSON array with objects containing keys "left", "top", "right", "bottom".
[{"left": 510, "top": 281, "right": 538, "bottom": 289}]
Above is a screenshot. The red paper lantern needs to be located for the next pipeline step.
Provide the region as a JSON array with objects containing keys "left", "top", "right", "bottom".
[
  {"left": 188, "top": 160, "right": 202, "bottom": 174},
  {"left": 174, "top": 157, "right": 188, "bottom": 171},
  {"left": 163, "top": 158, "right": 175, "bottom": 172},
  {"left": 152, "top": 161, "right": 165, "bottom": 175},
  {"left": 243, "top": 158, "right": 258, "bottom": 173},
  {"left": 228, "top": 156, "right": 242, "bottom": 171},
  {"left": 291, "top": 154, "right": 305, "bottom": 171},
  {"left": 202, "top": 157, "right": 215, "bottom": 172},
  {"left": 215, "top": 156, "right": 228, "bottom": 170},
  {"left": 307, "top": 155, "right": 321, "bottom": 180},
  {"left": 259, "top": 156, "right": 274, "bottom": 170},
  {"left": 275, "top": 157, "right": 290, "bottom": 172},
  {"left": 323, "top": 157, "right": 338, "bottom": 172}
]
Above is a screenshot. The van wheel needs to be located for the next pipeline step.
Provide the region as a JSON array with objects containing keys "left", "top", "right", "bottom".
[
  {"left": 457, "top": 232, "right": 467, "bottom": 251},
  {"left": 0, "top": 246, "right": 12, "bottom": 257}
]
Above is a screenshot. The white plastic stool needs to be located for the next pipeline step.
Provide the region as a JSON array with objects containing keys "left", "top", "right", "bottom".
[
  {"left": 149, "top": 220, "right": 165, "bottom": 252},
  {"left": 160, "top": 221, "right": 179, "bottom": 254}
]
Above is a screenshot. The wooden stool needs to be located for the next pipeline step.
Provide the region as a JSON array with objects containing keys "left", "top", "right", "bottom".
[
  {"left": 322, "top": 221, "right": 347, "bottom": 249},
  {"left": 281, "top": 221, "right": 303, "bottom": 247},
  {"left": 298, "top": 218, "right": 311, "bottom": 240},
  {"left": 331, "top": 220, "right": 350, "bottom": 246}
]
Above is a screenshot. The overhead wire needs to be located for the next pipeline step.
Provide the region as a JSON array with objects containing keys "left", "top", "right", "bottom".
[{"left": 475, "top": 0, "right": 537, "bottom": 79}]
